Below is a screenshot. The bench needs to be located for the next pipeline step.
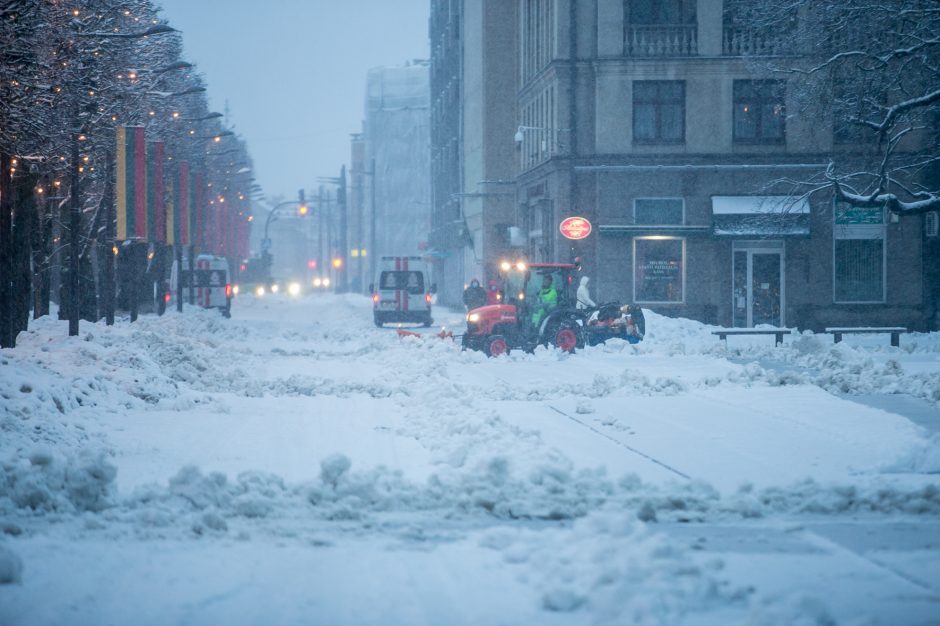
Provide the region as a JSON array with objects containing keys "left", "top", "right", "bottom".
[
  {"left": 712, "top": 328, "right": 792, "bottom": 346},
  {"left": 825, "top": 327, "right": 908, "bottom": 347}
]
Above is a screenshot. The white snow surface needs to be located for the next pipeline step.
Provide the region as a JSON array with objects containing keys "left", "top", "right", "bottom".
[{"left": 1, "top": 294, "right": 939, "bottom": 625}]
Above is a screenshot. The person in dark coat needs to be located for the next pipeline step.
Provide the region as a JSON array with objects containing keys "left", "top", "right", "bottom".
[
  {"left": 463, "top": 278, "right": 487, "bottom": 310},
  {"left": 486, "top": 279, "right": 501, "bottom": 305}
]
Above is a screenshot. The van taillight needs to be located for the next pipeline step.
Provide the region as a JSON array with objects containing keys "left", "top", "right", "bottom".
[
  {"left": 225, "top": 284, "right": 232, "bottom": 298},
  {"left": 425, "top": 293, "right": 432, "bottom": 303},
  {"left": 164, "top": 293, "right": 171, "bottom": 304}
]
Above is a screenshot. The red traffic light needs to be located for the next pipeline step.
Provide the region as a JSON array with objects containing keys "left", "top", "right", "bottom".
[{"left": 307, "top": 260, "right": 317, "bottom": 269}]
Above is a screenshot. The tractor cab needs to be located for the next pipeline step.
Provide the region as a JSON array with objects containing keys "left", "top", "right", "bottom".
[
  {"left": 463, "top": 260, "right": 586, "bottom": 356},
  {"left": 500, "top": 262, "right": 578, "bottom": 324}
]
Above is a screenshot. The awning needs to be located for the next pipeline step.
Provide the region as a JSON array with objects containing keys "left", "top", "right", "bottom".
[{"left": 712, "top": 196, "right": 810, "bottom": 237}]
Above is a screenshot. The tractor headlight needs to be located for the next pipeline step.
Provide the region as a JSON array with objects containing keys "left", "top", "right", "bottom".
[
  {"left": 255, "top": 286, "right": 265, "bottom": 297},
  {"left": 467, "top": 313, "right": 480, "bottom": 323},
  {"left": 288, "top": 282, "right": 301, "bottom": 296}
]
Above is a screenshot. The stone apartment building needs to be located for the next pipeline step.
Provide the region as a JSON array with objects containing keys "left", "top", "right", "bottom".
[
  {"left": 428, "top": 0, "right": 519, "bottom": 308},
  {"left": 363, "top": 62, "right": 431, "bottom": 281},
  {"left": 510, "top": 0, "right": 935, "bottom": 330},
  {"left": 428, "top": 0, "right": 936, "bottom": 329}
]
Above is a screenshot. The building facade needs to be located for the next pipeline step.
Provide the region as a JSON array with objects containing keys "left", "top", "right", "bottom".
[
  {"left": 363, "top": 62, "right": 431, "bottom": 284},
  {"left": 429, "top": 0, "right": 519, "bottom": 308},
  {"left": 508, "top": 0, "right": 932, "bottom": 330}
]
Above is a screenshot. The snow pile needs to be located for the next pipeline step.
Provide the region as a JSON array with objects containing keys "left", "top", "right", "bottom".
[
  {"left": 0, "top": 543, "right": 23, "bottom": 585},
  {"left": 0, "top": 449, "right": 116, "bottom": 514},
  {"left": 881, "top": 433, "right": 940, "bottom": 475},
  {"left": 480, "top": 513, "right": 744, "bottom": 623}
]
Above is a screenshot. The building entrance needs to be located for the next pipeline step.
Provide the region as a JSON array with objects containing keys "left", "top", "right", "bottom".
[{"left": 732, "top": 241, "right": 785, "bottom": 327}]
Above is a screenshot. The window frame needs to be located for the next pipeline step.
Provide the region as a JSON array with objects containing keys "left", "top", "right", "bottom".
[
  {"left": 732, "top": 79, "right": 787, "bottom": 145},
  {"left": 633, "top": 197, "right": 686, "bottom": 225},
  {"left": 632, "top": 236, "right": 687, "bottom": 305},
  {"left": 832, "top": 202, "right": 887, "bottom": 304},
  {"left": 633, "top": 80, "right": 686, "bottom": 145},
  {"left": 626, "top": 0, "right": 696, "bottom": 25}
]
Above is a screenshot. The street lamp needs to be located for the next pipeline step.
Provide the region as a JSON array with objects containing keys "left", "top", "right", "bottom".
[
  {"left": 77, "top": 24, "right": 177, "bottom": 39},
  {"left": 67, "top": 21, "right": 177, "bottom": 336}
]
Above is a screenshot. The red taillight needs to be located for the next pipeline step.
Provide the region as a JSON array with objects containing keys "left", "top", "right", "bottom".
[
  {"left": 225, "top": 284, "right": 232, "bottom": 298},
  {"left": 372, "top": 294, "right": 379, "bottom": 303},
  {"left": 164, "top": 293, "right": 171, "bottom": 304},
  {"left": 425, "top": 293, "right": 432, "bottom": 303}
]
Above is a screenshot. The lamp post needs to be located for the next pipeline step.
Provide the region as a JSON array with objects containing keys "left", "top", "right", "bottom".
[
  {"left": 349, "top": 160, "right": 375, "bottom": 294},
  {"left": 66, "top": 21, "right": 176, "bottom": 336},
  {"left": 260, "top": 195, "right": 309, "bottom": 282}
]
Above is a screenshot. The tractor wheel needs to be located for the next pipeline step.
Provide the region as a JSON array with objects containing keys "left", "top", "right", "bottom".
[
  {"left": 552, "top": 325, "right": 580, "bottom": 353},
  {"left": 484, "top": 335, "right": 510, "bottom": 357},
  {"left": 422, "top": 315, "right": 433, "bottom": 328},
  {"left": 374, "top": 314, "right": 384, "bottom": 328}
]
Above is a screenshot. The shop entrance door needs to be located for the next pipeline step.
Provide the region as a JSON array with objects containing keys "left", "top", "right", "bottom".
[{"left": 732, "top": 242, "right": 784, "bottom": 327}]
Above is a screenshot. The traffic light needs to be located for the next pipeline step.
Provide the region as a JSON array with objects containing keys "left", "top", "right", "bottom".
[
  {"left": 298, "top": 189, "right": 308, "bottom": 216},
  {"left": 307, "top": 260, "right": 317, "bottom": 269},
  {"left": 331, "top": 257, "right": 343, "bottom": 270}
]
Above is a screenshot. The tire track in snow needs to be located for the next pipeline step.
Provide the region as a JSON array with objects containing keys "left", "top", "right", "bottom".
[{"left": 547, "top": 405, "right": 692, "bottom": 480}]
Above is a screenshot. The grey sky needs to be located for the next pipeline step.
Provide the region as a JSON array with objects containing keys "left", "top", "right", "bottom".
[{"left": 156, "top": 0, "right": 429, "bottom": 200}]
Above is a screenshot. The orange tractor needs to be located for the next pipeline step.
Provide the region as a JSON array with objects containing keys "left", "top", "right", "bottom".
[{"left": 462, "top": 261, "right": 644, "bottom": 357}]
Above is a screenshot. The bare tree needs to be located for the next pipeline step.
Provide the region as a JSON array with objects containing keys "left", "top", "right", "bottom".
[{"left": 727, "top": 0, "right": 940, "bottom": 215}]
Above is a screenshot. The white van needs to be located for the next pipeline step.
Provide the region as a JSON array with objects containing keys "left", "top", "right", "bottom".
[
  {"left": 370, "top": 256, "right": 434, "bottom": 327},
  {"left": 169, "top": 254, "right": 232, "bottom": 318}
]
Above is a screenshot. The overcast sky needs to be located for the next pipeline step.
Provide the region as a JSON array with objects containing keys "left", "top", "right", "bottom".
[{"left": 157, "top": 0, "right": 429, "bottom": 201}]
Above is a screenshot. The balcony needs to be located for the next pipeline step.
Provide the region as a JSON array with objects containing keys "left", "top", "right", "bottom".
[
  {"left": 723, "top": 28, "right": 796, "bottom": 56},
  {"left": 625, "top": 25, "right": 697, "bottom": 57}
]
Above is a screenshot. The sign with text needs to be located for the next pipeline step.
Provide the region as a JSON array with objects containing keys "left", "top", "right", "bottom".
[{"left": 559, "top": 216, "right": 592, "bottom": 240}]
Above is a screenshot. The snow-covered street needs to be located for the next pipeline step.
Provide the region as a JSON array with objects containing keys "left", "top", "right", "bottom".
[{"left": 2, "top": 295, "right": 939, "bottom": 625}]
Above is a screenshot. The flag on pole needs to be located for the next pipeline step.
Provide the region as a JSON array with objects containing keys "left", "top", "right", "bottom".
[
  {"left": 147, "top": 142, "right": 165, "bottom": 243},
  {"left": 116, "top": 126, "right": 147, "bottom": 240},
  {"left": 175, "top": 161, "right": 190, "bottom": 246}
]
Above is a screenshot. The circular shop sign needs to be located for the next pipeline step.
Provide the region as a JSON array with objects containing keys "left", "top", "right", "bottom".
[{"left": 559, "top": 216, "right": 592, "bottom": 240}]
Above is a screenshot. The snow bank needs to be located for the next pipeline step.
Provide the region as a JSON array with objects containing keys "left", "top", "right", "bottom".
[
  {"left": 0, "top": 449, "right": 116, "bottom": 514},
  {"left": 481, "top": 512, "right": 743, "bottom": 624},
  {"left": 0, "top": 543, "right": 23, "bottom": 584}
]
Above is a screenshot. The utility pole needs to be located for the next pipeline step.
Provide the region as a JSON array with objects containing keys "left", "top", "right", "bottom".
[
  {"left": 318, "top": 185, "right": 325, "bottom": 277},
  {"left": 369, "top": 157, "right": 377, "bottom": 288},
  {"left": 338, "top": 165, "right": 347, "bottom": 293}
]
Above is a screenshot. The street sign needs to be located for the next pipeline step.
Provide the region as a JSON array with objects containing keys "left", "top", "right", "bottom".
[
  {"left": 261, "top": 238, "right": 272, "bottom": 251},
  {"left": 559, "top": 216, "right": 592, "bottom": 240}
]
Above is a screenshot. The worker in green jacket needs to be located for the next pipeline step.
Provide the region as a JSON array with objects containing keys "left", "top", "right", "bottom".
[{"left": 532, "top": 274, "right": 558, "bottom": 328}]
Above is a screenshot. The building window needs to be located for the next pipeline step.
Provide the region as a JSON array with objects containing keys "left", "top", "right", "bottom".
[
  {"left": 926, "top": 211, "right": 938, "bottom": 237},
  {"left": 627, "top": 0, "right": 695, "bottom": 24},
  {"left": 733, "top": 80, "right": 786, "bottom": 144},
  {"left": 634, "top": 198, "right": 684, "bottom": 225},
  {"left": 633, "top": 81, "right": 685, "bottom": 144},
  {"left": 634, "top": 237, "right": 685, "bottom": 303},
  {"left": 833, "top": 202, "right": 885, "bottom": 303}
]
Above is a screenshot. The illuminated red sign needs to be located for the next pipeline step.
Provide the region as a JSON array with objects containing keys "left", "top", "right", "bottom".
[{"left": 559, "top": 216, "right": 592, "bottom": 240}]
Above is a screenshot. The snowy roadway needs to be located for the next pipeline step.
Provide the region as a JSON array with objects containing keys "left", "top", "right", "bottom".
[{"left": 2, "top": 294, "right": 939, "bottom": 625}]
